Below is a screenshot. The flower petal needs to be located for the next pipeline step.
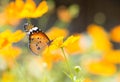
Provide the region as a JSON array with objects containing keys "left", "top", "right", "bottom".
[{"left": 32, "top": 1, "right": 48, "bottom": 18}]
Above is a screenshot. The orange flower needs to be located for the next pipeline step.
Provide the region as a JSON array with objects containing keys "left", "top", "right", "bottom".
[
  {"left": 84, "top": 59, "right": 116, "bottom": 76},
  {"left": 103, "top": 50, "right": 120, "bottom": 64},
  {"left": 110, "top": 25, "right": 120, "bottom": 42},
  {"left": 87, "top": 24, "right": 112, "bottom": 52}
]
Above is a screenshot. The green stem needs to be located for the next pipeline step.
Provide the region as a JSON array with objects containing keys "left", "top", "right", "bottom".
[
  {"left": 61, "top": 47, "right": 74, "bottom": 81},
  {"left": 26, "top": 18, "right": 31, "bottom": 24}
]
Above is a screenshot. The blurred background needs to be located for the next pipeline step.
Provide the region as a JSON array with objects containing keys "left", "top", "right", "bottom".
[{"left": 0, "top": 0, "right": 120, "bottom": 82}]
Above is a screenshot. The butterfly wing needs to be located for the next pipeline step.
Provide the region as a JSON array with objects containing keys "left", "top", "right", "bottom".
[{"left": 29, "top": 31, "right": 50, "bottom": 55}]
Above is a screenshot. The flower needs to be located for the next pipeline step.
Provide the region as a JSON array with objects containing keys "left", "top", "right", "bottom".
[
  {"left": 32, "top": 0, "right": 48, "bottom": 18},
  {"left": 0, "top": 30, "right": 25, "bottom": 68},
  {"left": 87, "top": 24, "right": 112, "bottom": 52},
  {"left": 84, "top": 59, "right": 116, "bottom": 76},
  {"left": 6, "top": 0, "right": 48, "bottom": 18},
  {"left": 0, "top": 30, "right": 25, "bottom": 48},
  {"left": 0, "top": 0, "right": 48, "bottom": 26},
  {"left": 0, "top": 0, "right": 24, "bottom": 26},
  {"left": 103, "top": 50, "right": 120, "bottom": 64},
  {"left": 41, "top": 35, "right": 80, "bottom": 69},
  {"left": 41, "top": 36, "right": 64, "bottom": 69},
  {"left": 18, "top": 0, "right": 36, "bottom": 18},
  {"left": 46, "top": 27, "right": 69, "bottom": 40},
  {"left": 2, "top": 72, "right": 16, "bottom": 82},
  {"left": 62, "top": 35, "right": 80, "bottom": 47},
  {"left": 110, "top": 25, "right": 120, "bottom": 42},
  {"left": 0, "top": 12, "right": 20, "bottom": 26},
  {"left": 62, "top": 35, "right": 81, "bottom": 54},
  {"left": 0, "top": 46, "right": 21, "bottom": 66}
]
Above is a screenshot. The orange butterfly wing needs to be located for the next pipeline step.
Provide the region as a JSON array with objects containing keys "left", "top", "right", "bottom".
[{"left": 29, "top": 31, "right": 50, "bottom": 55}]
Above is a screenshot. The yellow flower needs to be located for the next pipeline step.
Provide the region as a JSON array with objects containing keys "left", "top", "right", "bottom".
[
  {"left": 0, "top": 46, "right": 21, "bottom": 60},
  {"left": 62, "top": 35, "right": 80, "bottom": 47},
  {"left": 46, "top": 27, "right": 69, "bottom": 40},
  {"left": 84, "top": 59, "right": 116, "bottom": 76},
  {"left": 0, "top": 46, "right": 21, "bottom": 68},
  {"left": 9, "top": 30, "right": 25, "bottom": 43},
  {"left": 110, "top": 25, "right": 120, "bottom": 42},
  {"left": 103, "top": 50, "right": 120, "bottom": 64},
  {"left": 87, "top": 24, "right": 112, "bottom": 52},
  {"left": 0, "top": 30, "right": 25, "bottom": 47},
  {"left": 0, "top": 30, "right": 25, "bottom": 68},
  {"left": 32, "top": 1, "right": 48, "bottom": 18},
  {"left": 41, "top": 36, "right": 64, "bottom": 69},
  {"left": 5, "top": 0, "right": 24, "bottom": 18},
  {"left": 62, "top": 35, "right": 81, "bottom": 55},
  {"left": 42, "top": 48, "right": 64, "bottom": 69},
  {"left": 17, "top": 0, "right": 48, "bottom": 18},
  {"left": 4, "top": 0, "right": 24, "bottom": 26},
  {"left": 2, "top": 72, "right": 16, "bottom": 82},
  {"left": 47, "top": 35, "right": 80, "bottom": 49},
  {"left": 50, "top": 36, "right": 64, "bottom": 48},
  {"left": 41, "top": 35, "right": 80, "bottom": 69},
  {"left": 19, "top": 0, "right": 36, "bottom": 18},
  {"left": 0, "top": 0, "right": 48, "bottom": 25}
]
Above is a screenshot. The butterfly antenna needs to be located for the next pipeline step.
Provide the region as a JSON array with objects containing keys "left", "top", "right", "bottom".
[{"left": 47, "top": 40, "right": 53, "bottom": 46}]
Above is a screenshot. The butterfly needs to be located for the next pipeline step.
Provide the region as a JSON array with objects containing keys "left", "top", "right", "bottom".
[{"left": 24, "top": 23, "right": 51, "bottom": 55}]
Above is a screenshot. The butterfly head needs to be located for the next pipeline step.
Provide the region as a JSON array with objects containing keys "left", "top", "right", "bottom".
[
  {"left": 24, "top": 23, "right": 42, "bottom": 35},
  {"left": 24, "top": 23, "right": 34, "bottom": 32}
]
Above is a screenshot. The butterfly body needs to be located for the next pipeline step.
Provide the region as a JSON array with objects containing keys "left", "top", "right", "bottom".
[{"left": 24, "top": 23, "right": 51, "bottom": 55}]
